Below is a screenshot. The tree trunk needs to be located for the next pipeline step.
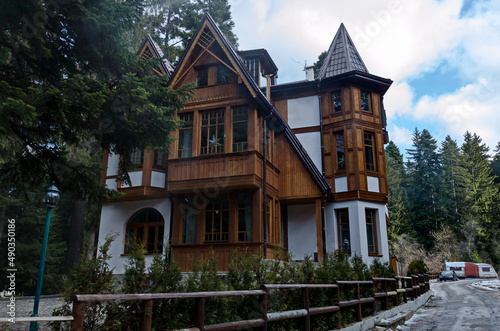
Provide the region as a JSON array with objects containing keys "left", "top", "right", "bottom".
[{"left": 64, "top": 199, "right": 87, "bottom": 273}]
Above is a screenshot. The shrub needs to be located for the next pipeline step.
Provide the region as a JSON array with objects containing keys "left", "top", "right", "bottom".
[{"left": 406, "top": 259, "right": 428, "bottom": 275}]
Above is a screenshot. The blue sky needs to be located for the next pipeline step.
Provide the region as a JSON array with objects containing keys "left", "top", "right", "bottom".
[{"left": 228, "top": 0, "right": 500, "bottom": 156}]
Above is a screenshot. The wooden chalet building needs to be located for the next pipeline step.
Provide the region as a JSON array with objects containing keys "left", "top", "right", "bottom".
[{"left": 98, "top": 15, "right": 392, "bottom": 273}]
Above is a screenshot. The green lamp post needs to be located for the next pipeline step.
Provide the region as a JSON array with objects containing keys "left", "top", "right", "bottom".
[{"left": 30, "top": 184, "right": 60, "bottom": 331}]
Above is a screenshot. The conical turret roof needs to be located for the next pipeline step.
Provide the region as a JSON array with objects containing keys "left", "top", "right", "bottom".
[{"left": 317, "top": 23, "right": 368, "bottom": 78}]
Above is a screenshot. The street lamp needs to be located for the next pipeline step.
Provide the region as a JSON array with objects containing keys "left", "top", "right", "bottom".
[
  {"left": 342, "top": 238, "right": 350, "bottom": 253},
  {"left": 30, "top": 184, "right": 60, "bottom": 331}
]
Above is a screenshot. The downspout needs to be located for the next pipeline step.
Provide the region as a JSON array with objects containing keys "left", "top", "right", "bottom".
[
  {"left": 317, "top": 78, "right": 328, "bottom": 259},
  {"left": 167, "top": 195, "right": 175, "bottom": 262},
  {"left": 262, "top": 111, "right": 273, "bottom": 259}
]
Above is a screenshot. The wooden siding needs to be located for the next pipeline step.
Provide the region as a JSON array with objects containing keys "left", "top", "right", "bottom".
[{"left": 276, "top": 134, "right": 324, "bottom": 200}]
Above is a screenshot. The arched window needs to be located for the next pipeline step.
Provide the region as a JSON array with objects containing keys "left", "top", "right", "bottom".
[{"left": 125, "top": 208, "right": 164, "bottom": 254}]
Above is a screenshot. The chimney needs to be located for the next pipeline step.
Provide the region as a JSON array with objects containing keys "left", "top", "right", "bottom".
[{"left": 305, "top": 65, "right": 315, "bottom": 81}]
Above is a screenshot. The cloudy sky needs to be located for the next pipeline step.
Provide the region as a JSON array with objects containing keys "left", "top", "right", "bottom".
[{"left": 228, "top": 0, "right": 500, "bottom": 156}]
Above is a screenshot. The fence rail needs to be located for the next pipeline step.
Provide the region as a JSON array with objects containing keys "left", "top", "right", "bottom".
[{"left": 69, "top": 274, "right": 430, "bottom": 331}]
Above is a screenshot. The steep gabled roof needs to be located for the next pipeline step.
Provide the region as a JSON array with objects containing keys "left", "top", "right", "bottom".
[
  {"left": 137, "top": 35, "right": 175, "bottom": 77},
  {"left": 317, "top": 23, "right": 368, "bottom": 79},
  {"left": 169, "top": 13, "right": 330, "bottom": 195}
]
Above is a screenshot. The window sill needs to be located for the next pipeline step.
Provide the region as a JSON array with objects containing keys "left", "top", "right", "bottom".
[{"left": 368, "top": 253, "right": 382, "bottom": 257}]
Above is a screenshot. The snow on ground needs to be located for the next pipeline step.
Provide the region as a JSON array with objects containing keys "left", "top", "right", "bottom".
[{"left": 470, "top": 278, "right": 500, "bottom": 291}]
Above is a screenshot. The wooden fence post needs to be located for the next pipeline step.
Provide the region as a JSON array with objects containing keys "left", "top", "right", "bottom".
[
  {"left": 303, "top": 287, "right": 310, "bottom": 331},
  {"left": 195, "top": 297, "right": 205, "bottom": 330},
  {"left": 71, "top": 301, "right": 86, "bottom": 331},
  {"left": 260, "top": 285, "right": 269, "bottom": 331},
  {"left": 141, "top": 299, "right": 153, "bottom": 331},
  {"left": 356, "top": 283, "right": 362, "bottom": 322}
]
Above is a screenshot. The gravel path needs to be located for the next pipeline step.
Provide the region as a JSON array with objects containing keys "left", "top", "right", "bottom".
[{"left": 0, "top": 296, "right": 67, "bottom": 331}]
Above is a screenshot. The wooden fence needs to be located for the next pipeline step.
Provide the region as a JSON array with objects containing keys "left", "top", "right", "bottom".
[{"left": 69, "top": 274, "right": 430, "bottom": 331}]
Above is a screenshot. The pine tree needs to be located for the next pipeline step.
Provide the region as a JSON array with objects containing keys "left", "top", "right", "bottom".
[
  {"left": 492, "top": 142, "right": 500, "bottom": 184},
  {"left": 405, "top": 129, "right": 442, "bottom": 247}
]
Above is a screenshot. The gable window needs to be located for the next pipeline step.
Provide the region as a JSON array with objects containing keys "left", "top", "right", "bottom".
[
  {"left": 201, "top": 109, "right": 224, "bottom": 154},
  {"left": 365, "top": 209, "right": 378, "bottom": 255},
  {"left": 335, "top": 132, "right": 346, "bottom": 172},
  {"left": 216, "top": 66, "right": 229, "bottom": 84},
  {"left": 196, "top": 67, "right": 209, "bottom": 87},
  {"left": 125, "top": 208, "right": 164, "bottom": 254},
  {"left": 364, "top": 132, "right": 376, "bottom": 171},
  {"left": 265, "top": 128, "right": 274, "bottom": 161},
  {"left": 332, "top": 90, "right": 342, "bottom": 112},
  {"left": 205, "top": 196, "right": 229, "bottom": 242},
  {"left": 360, "top": 91, "right": 371, "bottom": 112},
  {"left": 178, "top": 113, "right": 193, "bottom": 158},
  {"left": 238, "top": 193, "right": 253, "bottom": 241},
  {"left": 336, "top": 208, "right": 350, "bottom": 254},
  {"left": 232, "top": 106, "right": 248, "bottom": 152},
  {"left": 130, "top": 148, "right": 143, "bottom": 165}
]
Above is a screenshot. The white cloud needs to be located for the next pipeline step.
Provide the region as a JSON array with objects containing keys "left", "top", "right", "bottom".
[
  {"left": 384, "top": 81, "right": 414, "bottom": 119},
  {"left": 388, "top": 124, "right": 413, "bottom": 146},
  {"left": 228, "top": 0, "right": 500, "bottom": 152}
]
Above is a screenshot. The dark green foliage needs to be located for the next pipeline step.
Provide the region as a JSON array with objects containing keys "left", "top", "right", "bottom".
[
  {"left": 50, "top": 235, "right": 116, "bottom": 331},
  {"left": 0, "top": 190, "right": 67, "bottom": 295},
  {"left": 406, "top": 259, "right": 428, "bottom": 276}
]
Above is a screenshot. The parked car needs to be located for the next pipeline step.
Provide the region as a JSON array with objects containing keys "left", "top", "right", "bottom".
[{"left": 439, "top": 270, "right": 458, "bottom": 281}]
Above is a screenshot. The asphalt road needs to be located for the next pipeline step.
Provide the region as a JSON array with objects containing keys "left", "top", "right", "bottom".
[{"left": 398, "top": 279, "right": 500, "bottom": 330}]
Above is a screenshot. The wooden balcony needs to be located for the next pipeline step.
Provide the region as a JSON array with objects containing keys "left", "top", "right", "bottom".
[
  {"left": 167, "top": 151, "right": 279, "bottom": 193},
  {"left": 171, "top": 242, "right": 264, "bottom": 271}
]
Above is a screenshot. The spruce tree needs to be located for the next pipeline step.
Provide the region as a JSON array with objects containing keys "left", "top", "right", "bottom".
[
  {"left": 439, "top": 135, "right": 461, "bottom": 229},
  {"left": 456, "top": 132, "right": 498, "bottom": 261},
  {"left": 405, "top": 129, "right": 442, "bottom": 247}
]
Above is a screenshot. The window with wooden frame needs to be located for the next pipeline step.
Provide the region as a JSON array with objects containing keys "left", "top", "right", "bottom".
[
  {"left": 336, "top": 208, "right": 350, "bottom": 254},
  {"left": 196, "top": 67, "right": 209, "bottom": 87},
  {"left": 360, "top": 91, "right": 371, "bottom": 112},
  {"left": 201, "top": 109, "right": 224, "bottom": 154},
  {"left": 334, "top": 132, "right": 346, "bottom": 172},
  {"left": 332, "top": 90, "right": 342, "bottom": 113},
  {"left": 125, "top": 208, "right": 164, "bottom": 254},
  {"left": 364, "top": 132, "right": 376, "bottom": 171},
  {"left": 204, "top": 196, "right": 229, "bottom": 242},
  {"left": 216, "top": 65, "right": 229, "bottom": 84},
  {"left": 178, "top": 113, "right": 193, "bottom": 157},
  {"left": 237, "top": 193, "right": 253, "bottom": 241},
  {"left": 153, "top": 150, "right": 165, "bottom": 168},
  {"left": 232, "top": 106, "right": 248, "bottom": 152},
  {"left": 130, "top": 148, "right": 143, "bottom": 165},
  {"left": 365, "top": 209, "right": 378, "bottom": 255},
  {"left": 181, "top": 198, "right": 198, "bottom": 244}
]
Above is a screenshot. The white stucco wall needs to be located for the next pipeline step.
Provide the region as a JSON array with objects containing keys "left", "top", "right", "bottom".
[
  {"left": 107, "top": 152, "right": 120, "bottom": 176},
  {"left": 151, "top": 171, "right": 166, "bottom": 188},
  {"left": 121, "top": 171, "right": 143, "bottom": 188},
  {"left": 334, "top": 176, "right": 348, "bottom": 192},
  {"left": 287, "top": 204, "right": 317, "bottom": 260},
  {"left": 367, "top": 176, "right": 380, "bottom": 192},
  {"left": 296, "top": 132, "right": 323, "bottom": 172},
  {"left": 324, "top": 201, "right": 389, "bottom": 265},
  {"left": 98, "top": 199, "right": 172, "bottom": 274},
  {"left": 287, "top": 96, "right": 320, "bottom": 129}
]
